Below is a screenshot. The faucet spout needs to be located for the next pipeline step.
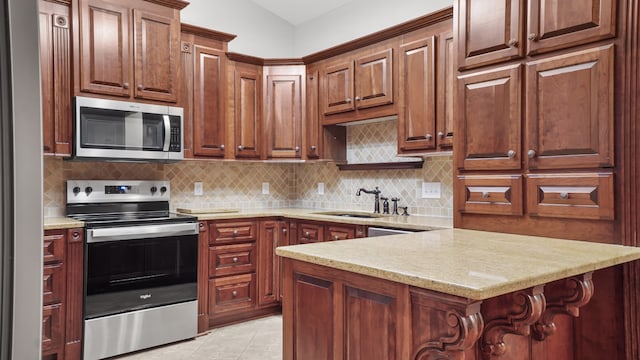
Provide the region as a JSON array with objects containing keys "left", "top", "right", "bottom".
[{"left": 356, "top": 186, "right": 381, "bottom": 213}]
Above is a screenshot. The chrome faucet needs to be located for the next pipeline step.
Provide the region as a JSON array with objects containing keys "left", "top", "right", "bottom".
[{"left": 356, "top": 186, "right": 382, "bottom": 213}]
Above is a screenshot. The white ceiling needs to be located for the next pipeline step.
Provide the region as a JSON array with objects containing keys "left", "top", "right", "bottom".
[{"left": 250, "top": 0, "right": 354, "bottom": 26}]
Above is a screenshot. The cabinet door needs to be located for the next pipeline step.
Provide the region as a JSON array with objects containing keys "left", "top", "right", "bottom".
[
  {"left": 40, "top": 1, "right": 72, "bottom": 156},
  {"left": 436, "top": 31, "right": 455, "bottom": 149},
  {"left": 355, "top": 48, "right": 394, "bottom": 110},
  {"left": 526, "top": 45, "right": 613, "bottom": 170},
  {"left": 234, "top": 63, "right": 262, "bottom": 159},
  {"left": 527, "top": 0, "right": 615, "bottom": 55},
  {"left": 321, "top": 61, "right": 355, "bottom": 115},
  {"left": 193, "top": 45, "right": 226, "bottom": 157},
  {"left": 457, "top": 64, "right": 522, "bottom": 170},
  {"left": 457, "top": 0, "right": 524, "bottom": 69},
  {"left": 265, "top": 74, "right": 303, "bottom": 158},
  {"left": 398, "top": 37, "right": 436, "bottom": 152},
  {"left": 78, "top": 0, "right": 131, "bottom": 97},
  {"left": 133, "top": 9, "right": 179, "bottom": 102},
  {"left": 258, "top": 220, "right": 288, "bottom": 306},
  {"left": 305, "top": 69, "right": 321, "bottom": 159}
]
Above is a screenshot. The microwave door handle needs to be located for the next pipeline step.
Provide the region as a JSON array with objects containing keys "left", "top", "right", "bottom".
[{"left": 163, "top": 114, "right": 170, "bottom": 151}]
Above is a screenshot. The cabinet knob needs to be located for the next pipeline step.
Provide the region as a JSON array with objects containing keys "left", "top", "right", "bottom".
[
  {"left": 528, "top": 149, "right": 537, "bottom": 159},
  {"left": 310, "top": 145, "right": 317, "bottom": 151},
  {"left": 508, "top": 39, "right": 518, "bottom": 48},
  {"left": 507, "top": 150, "right": 516, "bottom": 158},
  {"left": 233, "top": 229, "right": 238, "bottom": 236},
  {"left": 137, "top": 84, "right": 144, "bottom": 91},
  {"left": 199, "top": 223, "right": 205, "bottom": 230},
  {"left": 305, "top": 231, "right": 310, "bottom": 237},
  {"left": 123, "top": 83, "right": 129, "bottom": 89},
  {"left": 72, "top": 231, "right": 81, "bottom": 240},
  {"left": 345, "top": 98, "right": 352, "bottom": 103},
  {"left": 334, "top": 235, "right": 340, "bottom": 240},
  {"left": 355, "top": 96, "right": 361, "bottom": 101},
  {"left": 482, "top": 191, "right": 490, "bottom": 199},
  {"left": 282, "top": 228, "right": 287, "bottom": 234},
  {"left": 295, "top": 146, "right": 300, "bottom": 152},
  {"left": 559, "top": 192, "right": 569, "bottom": 200},
  {"left": 232, "top": 257, "right": 239, "bottom": 263},
  {"left": 238, "top": 145, "right": 244, "bottom": 150},
  {"left": 437, "top": 132, "right": 444, "bottom": 139},
  {"left": 231, "top": 291, "right": 238, "bottom": 297},
  {"left": 220, "top": 144, "right": 225, "bottom": 150},
  {"left": 528, "top": 33, "right": 538, "bottom": 41},
  {"left": 425, "top": 134, "right": 433, "bottom": 141}
]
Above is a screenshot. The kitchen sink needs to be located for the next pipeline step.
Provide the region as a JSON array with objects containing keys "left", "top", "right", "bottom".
[{"left": 313, "top": 211, "right": 385, "bottom": 219}]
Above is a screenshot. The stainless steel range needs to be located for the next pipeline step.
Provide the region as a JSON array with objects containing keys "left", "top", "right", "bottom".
[{"left": 66, "top": 180, "right": 198, "bottom": 360}]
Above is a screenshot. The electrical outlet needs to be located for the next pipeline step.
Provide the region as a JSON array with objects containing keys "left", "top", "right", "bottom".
[
  {"left": 262, "top": 182, "right": 270, "bottom": 195},
  {"left": 194, "top": 182, "right": 203, "bottom": 196},
  {"left": 421, "top": 182, "right": 441, "bottom": 199},
  {"left": 317, "top": 182, "right": 325, "bottom": 195}
]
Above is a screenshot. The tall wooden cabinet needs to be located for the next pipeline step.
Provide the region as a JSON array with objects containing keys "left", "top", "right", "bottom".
[
  {"left": 180, "top": 24, "right": 235, "bottom": 159},
  {"left": 39, "top": 0, "right": 72, "bottom": 156},
  {"left": 73, "top": 0, "right": 187, "bottom": 102}
]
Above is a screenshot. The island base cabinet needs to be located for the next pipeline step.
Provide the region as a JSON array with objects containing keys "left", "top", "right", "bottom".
[{"left": 282, "top": 259, "right": 601, "bottom": 360}]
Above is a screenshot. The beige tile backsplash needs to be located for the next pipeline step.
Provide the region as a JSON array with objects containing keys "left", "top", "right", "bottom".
[{"left": 44, "top": 120, "right": 453, "bottom": 218}]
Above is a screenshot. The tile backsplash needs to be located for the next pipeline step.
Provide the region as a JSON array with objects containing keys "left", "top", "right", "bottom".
[{"left": 44, "top": 120, "right": 453, "bottom": 218}]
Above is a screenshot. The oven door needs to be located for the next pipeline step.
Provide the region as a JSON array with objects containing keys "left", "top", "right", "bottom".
[{"left": 84, "top": 222, "right": 198, "bottom": 319}]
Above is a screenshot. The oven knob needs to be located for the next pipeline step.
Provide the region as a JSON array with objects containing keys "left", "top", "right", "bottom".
[
  {"left": 85, "top": 186, "right": 93, "bottom": 195},
  {"left": 150, "top": 186, "right": 158, "bottom": 194},
  {"left": 160, "top": 186, "right": 167, "bottom": 194},
  {"left": 72, "top": 186, "right": 81, "bottom": 195}
]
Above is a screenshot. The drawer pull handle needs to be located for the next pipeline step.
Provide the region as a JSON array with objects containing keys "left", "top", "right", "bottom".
[
  {"left": 232, "top": 257, "right": 238, "bottom": 263},
  {"left": 345, "top": 98, "right": 352, "bottom": 104},
  {"left": 238, "top": 145, "right": 244, "bottom": 150},
  {"left": 528, "top": 149, "right": 537, "bottom": 159},
  {"left": 233, "top": 230, "right": 238, "bottom": 236},
  {"left": 425, "top": 134, "right": 433, "bottom": 141},
  {"left": 220, "top": 144, "right": 225, "bottom": 150},
  {"left": 232, "top": 291, "right": 238, "bottom": 297},
  {"left": 310, "top": 145, "right": 317, "bottom": 151},
  {"left": 437, "top": 131, "right": 444, "bottom": 139},
  {"left": 528, "top": 33, "right": 538, "bottom": 41},
  {"left": 481, "top": 192, "right": 490, "bottom": 198},
  {"left": 559, "top": 192, "right": 569, "bottom": 200},
  {"left": 508, "top": 38, "right": 519, "bottom": 47},
  {"left": 507, "top": 150, "right": 516, "bottom": 158}
]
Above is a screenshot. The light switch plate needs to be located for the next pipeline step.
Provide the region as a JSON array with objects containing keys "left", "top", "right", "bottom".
[
  {"left": 194, "top": 182, "right": 203, "bottom": 196},
  {"left": 262, "top": 182, "right": 270, "bottom": 195},
  {"left": 421, "top": 182, "right": 441, "bottom": 199},
  {"left": 317, "top": 182, "right": 325, "bottom": 195}
]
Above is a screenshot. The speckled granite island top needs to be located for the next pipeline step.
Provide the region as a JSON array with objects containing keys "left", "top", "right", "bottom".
[{"left": 276, "top": 228, "right": 640, "bottom": 300}]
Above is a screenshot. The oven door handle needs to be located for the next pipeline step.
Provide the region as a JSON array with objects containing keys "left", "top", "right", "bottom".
[{"left": 87, "top": 222, "right": 199, "bottom": 243}]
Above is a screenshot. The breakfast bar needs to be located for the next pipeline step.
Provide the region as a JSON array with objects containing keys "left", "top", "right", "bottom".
[{"left": 276, "top": 229, "right": 640, "bottom": 360}]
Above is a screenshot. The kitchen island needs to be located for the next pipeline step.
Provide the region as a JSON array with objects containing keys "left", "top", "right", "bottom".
[{"left": 276, "top": 229, "right": 640, "bottom": 360}]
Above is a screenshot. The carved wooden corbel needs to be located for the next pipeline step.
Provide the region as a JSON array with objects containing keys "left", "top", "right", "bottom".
[
  {"left": 414, "top": 309, "right": 484, "bottom": 360},
  {"left": 533, "top": 272, "right": 594, "bottom": 341},
  {"left": 481, "top": 285, "right": 546, "bottom": 358}
]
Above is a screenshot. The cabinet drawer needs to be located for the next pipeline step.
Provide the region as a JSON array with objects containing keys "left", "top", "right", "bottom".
[
  {"left": 43, "top": 263, "right": 65, "bottom": 306},
  {"left": 209, "top": 273, "right": 256, "bottom": 314},
  {"left": 211, "top": 221, "right": 257, "bottom": 245},
  {"left": 526, "top": 173, "right": 614, "bottom": 220},
  {"left": 456, "top": 174, "right": 523, "bottom": 216},
  {"left": 42, "top": 303, "right": 63, "bottom": 355},
  {"left": 325, "top": 224, "right": 356, "bottom": 241},
  {"left": 43, "top": 230, "right": 65, "bottom": 264},
  {"left": 298, "top": 222, "right": 324, "bottom": 244},
  {"left": 209, "top": 243, "right": 256, "bottom": 278}
]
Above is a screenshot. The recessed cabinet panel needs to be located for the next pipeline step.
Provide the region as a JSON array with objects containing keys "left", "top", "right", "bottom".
[
  {"left": 457, "top": 0, "right": 524, "bottom": 69},
  {"left": 193, "top": 46, "right": 225, "bottom": 157},
  {"left": 209, "top": 243, "right": 257, "bottom": 278},
  {"left": 211, "top": 221, "right": 257, "bottom": 244},
  {"left": 265, "top": 74, "right": 303, "bottom": 158},
  {"left": 356, "top": 49, "right": 394, "bottom": 110},
  {"left": 457, "top": 64, "right": 522, "bottom": 170},
  {"left": 235, "top": 64, "right": 262, "bottom": 158},
  {"left": 209, "top": 273, "right": 256, "bottom": 314},
  {"left": 526, "top": 173, "right": 614, "bottom": 220},
  {"left": 527, "top": 0, "right": 615, "bottom": 55},
  {"left": 526, "top": 45, "right": 614, "bottom": 170},
  {"left": 457, "top": 175, "right": 523, "bottom": 215}
]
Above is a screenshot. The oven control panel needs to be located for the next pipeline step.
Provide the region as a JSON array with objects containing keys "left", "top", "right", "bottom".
[{"left": 67, "top": 180, "right": 170, "bottom": 203}]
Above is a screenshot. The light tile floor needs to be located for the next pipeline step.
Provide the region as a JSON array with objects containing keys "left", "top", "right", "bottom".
[{"left": 111, "top": 315, "right": 283, "bottom": 360}]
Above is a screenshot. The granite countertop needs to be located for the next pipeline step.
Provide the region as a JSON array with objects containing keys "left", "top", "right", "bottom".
[
  {"left": 44, "top": 217, "right": 84, "bottom": 230},
  {"left": 276, "top": 228, "right": 640, "bottom": 300}
]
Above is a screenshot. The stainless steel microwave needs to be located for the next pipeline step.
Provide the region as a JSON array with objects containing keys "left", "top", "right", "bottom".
[{"left": 73, "top": 96, "right": 184, "bottom": 161}]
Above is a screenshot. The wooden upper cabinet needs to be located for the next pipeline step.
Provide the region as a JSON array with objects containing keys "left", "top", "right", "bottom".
[
  {"left": 457, "top": 0, "right": 524, "bottom": 70},
  {"left": 321, "top": 61, "right": 355, "bottom": 115},
  {"left": 398, "top": 36, "right": 436, "bottom": 152},
  {"left": 526, "top": 0, "right": 615, "bottom": 55},
  {"left": 234, "top": 63, "right": 262, "bottom": 159},
  {"left": 355, "top": 49, "right": 394, "bottom": 110},
  {"left": 436, "top": 31, "right": 455, "bottom": 149},
  {"left": 525, "top": 45, "right": 614, "bottom": 170},
  {"left": 133, "top": 9, "right": 179, "bottom": 102},
  {"left": 40, "top": 0, "right": 72, "bottom": 156},
  {"left": 193, "top": 46, "right": 226, "bottom": 157},
  {"left": 75, "top": 0, "right": 182, "bottom": 103},
  {"left": 457, "top": 64, "right": 522, "bottom": 171},
  {"left": 78, "top": 0, "right": 131, "bottom": 97},
  {"left": 264, "top": 67, "right": 304, "bottom": 159}
]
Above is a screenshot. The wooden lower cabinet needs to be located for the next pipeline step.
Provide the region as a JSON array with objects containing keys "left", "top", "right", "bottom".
[
  {"left": 292, "top": 220, "right": 365, "bottom": 244},
  {"left": 42, "top": 228, "right": 83, "bottom": 360}
]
